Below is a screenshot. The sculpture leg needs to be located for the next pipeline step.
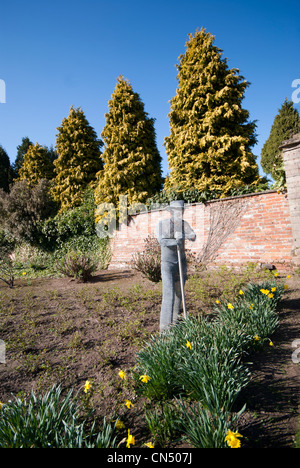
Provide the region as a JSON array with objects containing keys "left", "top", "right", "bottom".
[{"left": 160, "top": 261, "right": 175, "bottom": 332}]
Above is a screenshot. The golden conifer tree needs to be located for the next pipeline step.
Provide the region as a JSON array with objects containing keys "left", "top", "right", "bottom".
[
  {"left": 52, "top": 106, "right": 103, "bottom": 212},
  {"left": 95, "top": 76, "right": 163, "bottom": 219},
  {"left": 18, "top": 142, "right": 54, "bottom": 187},
  {"left": 164, "top": 28, "right": 262, "bottom": 194}
]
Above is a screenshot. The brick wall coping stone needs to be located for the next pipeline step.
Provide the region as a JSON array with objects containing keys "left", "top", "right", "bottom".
[{"left": 140, "top": 189, "right": 280, "bottom": 216}]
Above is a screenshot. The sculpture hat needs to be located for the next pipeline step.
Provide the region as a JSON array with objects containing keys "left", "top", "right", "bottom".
[{"left": 166, "top": 200, "right": 185, "bottom": 210}]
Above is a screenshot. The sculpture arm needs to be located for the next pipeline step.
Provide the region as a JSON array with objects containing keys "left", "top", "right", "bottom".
[
  {"left": 183, "top": 221, "right": 196, "bottom": 241},
  {"left": 155, "top": 222, "right": 178, "bottom": 247}
]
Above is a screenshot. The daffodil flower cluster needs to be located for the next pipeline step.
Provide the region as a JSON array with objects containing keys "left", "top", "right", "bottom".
[{"left": 116, "top": 369, "right": 153, "bottom": 448}]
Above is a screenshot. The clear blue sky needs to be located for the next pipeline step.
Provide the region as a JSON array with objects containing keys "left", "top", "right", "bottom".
[{"left": 0, "top": 0, "right": 299, "bottom": 179}]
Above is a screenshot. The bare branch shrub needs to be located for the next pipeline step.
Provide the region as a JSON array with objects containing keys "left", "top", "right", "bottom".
[
  {"left": 197, "top": 198, "right": 249, "bottom": 267},
  {"left": 56, "top": 251, "right": 97, "bottom": 282},
  {"left": 131, "top": 235, "right": 161, "bottom": 282}
]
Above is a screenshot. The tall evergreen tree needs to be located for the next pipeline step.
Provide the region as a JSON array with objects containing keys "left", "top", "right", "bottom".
[
  {"left": 13, "top": 137, "right": 33, "bottom": 177},
  {"left": 47, "top": 145, "right": 58, "bottom": 165},
  {"left": 95, "top": 76, "right": 163, "bottom": 217},
  {"left": 164, "top": 28, "right": 261, "bottom": 194},
  {"left": 260, "top": 98, "right": 300, "bottom": 182},
  {"left": 52, "top": 106, "right": 103, "bottom": 212},
  {"left": 18, "top": 142, "right": 55, "bottom": 187},
  {"left": 0, "top": 145, "right": 13, "bottom": 192}
]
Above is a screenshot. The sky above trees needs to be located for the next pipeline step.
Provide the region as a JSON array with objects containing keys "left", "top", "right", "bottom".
[{"left": 0, "top": 0, "right": 299, "bottom": 178}]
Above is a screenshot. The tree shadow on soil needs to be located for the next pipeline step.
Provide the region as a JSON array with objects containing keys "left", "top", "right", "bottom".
[{"left": 89, "top": 269, "right": 135, "bottom": 283}]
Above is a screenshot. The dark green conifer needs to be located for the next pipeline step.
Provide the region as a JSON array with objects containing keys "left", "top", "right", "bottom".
[
  {"left": 13, "top": 137, "right": 33, "bottom": 177},
  {"left": 261, "top": 98, "right": 300, "bottom": 183},
  {"left": 0, "top": 145, "right": 13, "bottom": 192}
]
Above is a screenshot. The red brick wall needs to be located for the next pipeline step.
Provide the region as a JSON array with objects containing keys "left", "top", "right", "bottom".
[{"left": 108, "top": 190, "right": 293, "bottom": 271}]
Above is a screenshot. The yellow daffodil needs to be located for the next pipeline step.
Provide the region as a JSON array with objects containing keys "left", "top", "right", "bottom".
[
  {"left": 225, "top": 430, "right": 243, "bottom": 448},
  {"left": 287, "top": 275, "right": 291, "bottom": 279},
  {"left": 269, "top": 340, "right": 274, "bottom": 347},
  {"left": 268, "top": 293, "right": 274, "bottom": 299},
  {"left": 249, "top": 304, "right": 252, "bottom": 309},
  {"left": 84, "top": 380, "right": 91, "bottom": 393},
  {"left": 238, "top": 290, "right": 244, "bottom": 295},
  {"left": 124, "top": 399, "right": 133, "bottom": 409},
  {"left": 22, "top": 272, "right": 27, "bottom": 276},
  {"left": 139, "top": 374, "right": 151, "bottom": 383},
  {"left": 284, "top": 285, "right": 289, "bottom": 290},
  {"left": 253, "top": 335, "right": 261, "bottom": 341},
  {"left": 215, "top": 300, "right": 220, "bottom": 304},
  {"left": 186, "top": 340, "right": 192, "bottom": 350},
  {"left": 227, "top": 303, "right": 234, "bottom": 310},
  {"left": 274, "top": 272, "right": 279, "bottom": 277},
  {"left": 144, "top": 442, "right": 155, "bottom": 448},
  {"left": 228, "top": 437, "right": 242, "bottom": 448},
  {"left": 126, "top": 429, "right": 135, "bottom": 448},
  {"left": 118, "top": 370, "right": 127, "bottom": 380},
  {"left": 115, "top": 419, "right": 125, "bottom": 429},
  {"left": 271, "top": 287, "right": 276, "bottom": 292}
]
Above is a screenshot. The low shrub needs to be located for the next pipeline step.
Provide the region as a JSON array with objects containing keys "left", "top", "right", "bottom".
[
  {"left": 0, "top": 229, "right": 16, "bottom": 256},
  {"left": 0, "top": 179, "right": 57, "bottom": 244},
  {"left": 0, "top": 257, "right": 14, "bottom": 288},
  {"left": 56, "top": 251, "right": 98, "bottom": 282},
  {"left": 131, "top": 235, "right": 161, "bottom": 282},
  {"left": 37, "top": 188, "right": 97, "bottom": 251}
]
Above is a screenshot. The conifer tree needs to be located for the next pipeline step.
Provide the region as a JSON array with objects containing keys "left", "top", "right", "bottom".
[
  {"left": 52, "top": 106, "right": 103, "bottom": 212},
  {"left": 18, "top": 142, "right": 55, "bottom": 187},
  {"left": 13, "top": 137, "right": 33, "bottom": 177},
  {"left": 0, "top": 145, "right": 13, "bottom": 192},
  {"left": 260, "top": 98, "right": 300, "bottom": 182},
  {"left": 164, "top": 28, "right": 261, "bottom": 194},
  {"left": 95, "top": 76, "right": 163, "bottom": 217}
]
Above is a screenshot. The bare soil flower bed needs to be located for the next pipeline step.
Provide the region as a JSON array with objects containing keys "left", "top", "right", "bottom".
[{"left": 0, "top": 268, "right": 299, "bottom": 448}]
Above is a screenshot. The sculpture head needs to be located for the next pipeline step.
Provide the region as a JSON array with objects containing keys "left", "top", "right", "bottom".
[{"left": 166, "top": 200, "right": 184, "bottom": 215}]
